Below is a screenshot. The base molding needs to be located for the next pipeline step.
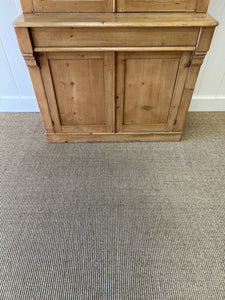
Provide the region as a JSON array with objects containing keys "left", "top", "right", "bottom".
[
  {"left": 46, "top": 132, "right": 182, "bottom": 142},
  {"left": 189, "top": 97, "right": 225, "bottom": 112},
  {"left": 0, "top": 97, "right": 39, "bottom": 112}
]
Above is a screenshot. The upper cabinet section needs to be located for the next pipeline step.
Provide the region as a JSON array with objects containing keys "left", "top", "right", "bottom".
[
  {"left": 116, "top": 0, "right": 210, "bottom": 12},
  {"left": 20, "top": 0, "right": 113, "bottom": 13},
  {"left": 20, "top": 0, "right": 209, "bottom": 13}
]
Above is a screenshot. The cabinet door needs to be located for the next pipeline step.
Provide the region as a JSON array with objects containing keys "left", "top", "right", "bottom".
[
  {"left": 32, "top": 0, "right": 113, "bottom": 12},
  {"left": 39, "top": 52, "right": 114, "bottom": 133},
  {"left": 116, "top": 52, "right": 191, "bottom": 133}
]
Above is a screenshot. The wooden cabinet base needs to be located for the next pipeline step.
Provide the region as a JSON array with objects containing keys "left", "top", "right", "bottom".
[
  {"left": 46, "top": 132, "right": 182, "bottom": 143},
  {"left": 13, "top": 13, "right": 218, "bottom": 142}
]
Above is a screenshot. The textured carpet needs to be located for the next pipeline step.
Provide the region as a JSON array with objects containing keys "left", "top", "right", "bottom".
[{"left": 0, "top": 112, "right": 225, "bottom": 300}]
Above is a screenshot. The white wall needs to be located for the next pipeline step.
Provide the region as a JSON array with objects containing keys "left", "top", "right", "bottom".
[
  {"left": 190, "top": 0, "right": 225, "bottom": 111},
  {"left": 0, "top": 0, "right": 224, "bottom": 112},
  {"left": 0, "top": 0, "right": 38, "bottom": 111}
]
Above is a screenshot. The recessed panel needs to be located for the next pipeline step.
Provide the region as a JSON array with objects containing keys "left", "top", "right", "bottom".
[
  {"left": 33, "top": 0, "right": 113, "bottom": 12},
  {"left": 117, "top": 0, "right": 196, "bottom": 12},
  {"left": 123, "top": 57, "right": 179, "bottom": 125},
  {"left": 49, "top": 59, "right": 105, "bottom": 126}
]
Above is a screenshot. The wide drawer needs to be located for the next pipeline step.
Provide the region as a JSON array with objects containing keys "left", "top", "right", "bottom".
[{"left": 31, "top": 27, "right": 200, "bottom": 48}]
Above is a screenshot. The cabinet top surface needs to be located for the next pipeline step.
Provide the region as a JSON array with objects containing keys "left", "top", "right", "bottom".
[{"left": 13, "top": 13, "right": 218, "bottom": 28}]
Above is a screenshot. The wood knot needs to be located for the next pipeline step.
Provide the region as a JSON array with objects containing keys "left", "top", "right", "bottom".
[{"left": 142, "top": 105, "right": 152, "bottom": 111}]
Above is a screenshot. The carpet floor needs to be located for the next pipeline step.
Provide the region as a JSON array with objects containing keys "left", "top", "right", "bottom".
[{"left": 0, "top": 112, "right": 225, "bottom": 300}]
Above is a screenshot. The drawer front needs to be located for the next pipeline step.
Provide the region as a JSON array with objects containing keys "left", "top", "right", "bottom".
[{"left": 31, "top": 27, "right": 200, "bottom": 48}]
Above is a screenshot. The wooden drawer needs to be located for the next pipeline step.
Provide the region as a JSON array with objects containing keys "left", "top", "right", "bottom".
[{"left": 31, "top": 27, "right": 200, "bottom": 48}]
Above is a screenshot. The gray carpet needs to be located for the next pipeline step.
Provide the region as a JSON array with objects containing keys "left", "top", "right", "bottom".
[{"left": 1, "top": 112, "right": 225, "bottom": 300}]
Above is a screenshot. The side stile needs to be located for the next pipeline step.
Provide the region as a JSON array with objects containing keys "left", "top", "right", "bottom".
[
  {"left": 14, "top": 27, "right": 54, "bottom": 133},
  {"left": 20, "top": 0, "right": 34, "bottom": 13},
  {"left": 195, "top": 0, "right": 210, "bottom": 13},
  {"left": 174, "top": 52, "right": 206, "bottom": 132},
  {"left": 174, "top": 24, "right": 215, "bottom": 132}
]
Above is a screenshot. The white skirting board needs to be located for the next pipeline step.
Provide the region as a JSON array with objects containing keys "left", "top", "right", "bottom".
[
  {"left": 0, "top": 97, "right": 224, "bottom": 113},
  {"left": 189, "top": 97, "right": 225, "bottom": 112},
  {"left": 0, "top": 97, "right": 39, "bottom": 112}
]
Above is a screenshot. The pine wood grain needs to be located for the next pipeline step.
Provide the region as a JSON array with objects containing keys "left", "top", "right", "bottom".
[
  {"left": 28, "top": 65, "right": 54, "bottom": 133},
  {"left": 38, "top": 52, "right": 114, "bottom": 133},
  {"left": 13, "top": 13, "right": 218, "bottom": 28},
  {"left": 196, "top": 0, "right": 210, "bottom": 12},
  {"left": 46, "top": 132, "right": 182, "bottom": 142},
  {"left": 19, "top": 0, "right": 210, "bottom": 14},
  {"left": 174, "top": 52, "right": 206, "bottom": 132},
  {"left": 122, "top": 53, "right": 179, "bottom": 126},
  {"left": 34, "top": 47, "right": 196, "bottom": 52},
  {"left": 14, "top": 27, "right": 33, "bottom": 54},
  {"left": 117, "top": 0, "right": 196, "bottom": 12},
  {"left": 197, "top": 27, "right": 216, "bottom": 51},
  {"left": 31, "top": 27, "right": 199, "bottom": 48},
  {"left": 32, "top": 0, "right": 113, "bottom": 12},
  {"left": 38, "top": 53, "right": 62, "bottom": 132},
  {"left": 116, "top": 51, "right": 191, "bottom": 133},
  {"left": 20, "top": 0, "right": 33, "bottom": 13},
  {"left": 50, "top": 59, "right": 105, "bottom": 126}
]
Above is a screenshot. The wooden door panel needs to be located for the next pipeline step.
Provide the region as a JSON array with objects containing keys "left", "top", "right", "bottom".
[
  {"left": 116, "top": 52, "right": 191, "bottom": 133},
  {"left": 32, "top": 0, "right": 113, "bottom": 12},
  {"left": 49, "top": 59, "right": 105, "bottom": 126},
  {"left": 116, "top": 0, "right": 196, "bottom": 12},
  {"left": 39, "top": 52, "right": 114, "bottom": 133},
  {"left": 124, "top": 57, "right": 179, "bottom": 125}
]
